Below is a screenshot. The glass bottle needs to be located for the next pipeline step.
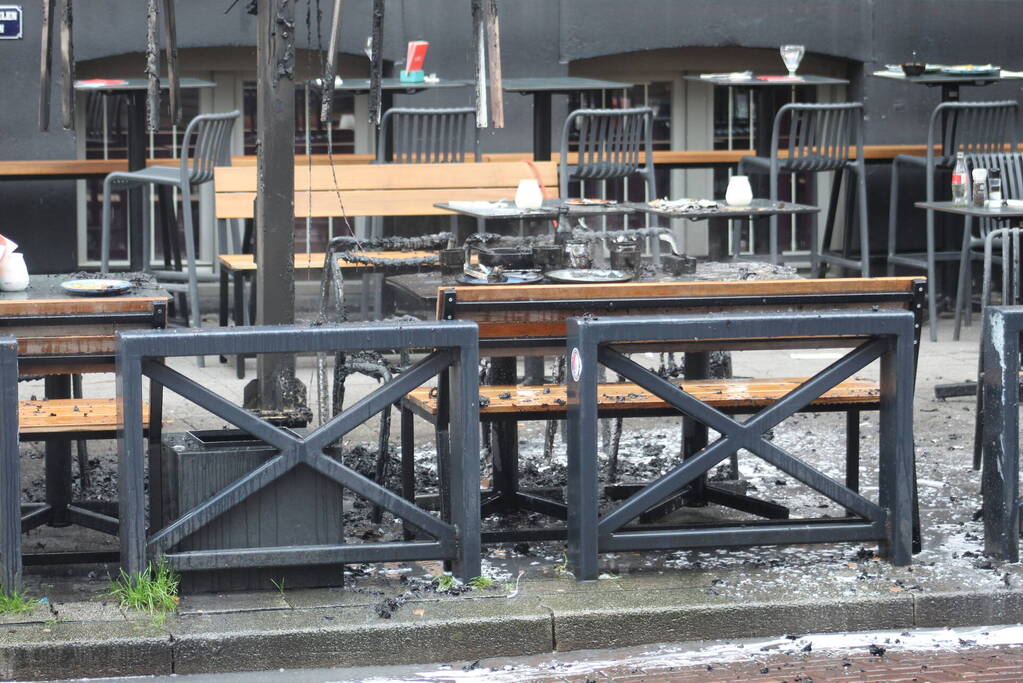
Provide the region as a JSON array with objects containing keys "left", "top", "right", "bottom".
[{"left": 951, "top": 152, "right": 969, "bottom": 206}]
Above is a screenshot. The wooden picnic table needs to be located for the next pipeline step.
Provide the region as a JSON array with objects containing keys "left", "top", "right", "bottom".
[{"left": 2, "top": 274, "right": 169, "bottom": 557}]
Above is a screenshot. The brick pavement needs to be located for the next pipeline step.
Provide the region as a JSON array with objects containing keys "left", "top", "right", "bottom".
[{"left": 534, "top": 645, "right": 1023, "bottom": 682}]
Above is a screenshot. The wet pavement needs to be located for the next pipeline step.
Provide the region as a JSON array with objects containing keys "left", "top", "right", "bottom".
[{"left": 58, "top": 625, "right": 1023, "bottom": 682}]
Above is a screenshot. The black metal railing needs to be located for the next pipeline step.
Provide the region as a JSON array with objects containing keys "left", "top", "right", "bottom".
[{"left": 115, "top": 321, "right": 481, "bottom": 580}]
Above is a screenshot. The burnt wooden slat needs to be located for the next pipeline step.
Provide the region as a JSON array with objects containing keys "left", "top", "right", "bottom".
[{"left": 406, "top": 377, "right": 881, "bottom": 416}]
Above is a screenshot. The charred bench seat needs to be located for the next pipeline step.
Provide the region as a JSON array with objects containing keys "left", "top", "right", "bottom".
[
  {"left": 18, "top": 398, "right": 151, "bottom": 441},
  {"left": 404, "top": 377, "right": 881, "bottom": 418}
]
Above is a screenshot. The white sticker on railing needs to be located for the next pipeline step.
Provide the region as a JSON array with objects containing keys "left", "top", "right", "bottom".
[{"left": 570, "top": 347, "right": 582, "bottom": 382}]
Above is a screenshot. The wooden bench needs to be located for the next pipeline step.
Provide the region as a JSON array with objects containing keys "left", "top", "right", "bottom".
[
  {"left": 399, "top": 276, "right": 925, "bottom": 545},
  {"left": 18, "top": 398, "right": 152, "bottom": 441}
]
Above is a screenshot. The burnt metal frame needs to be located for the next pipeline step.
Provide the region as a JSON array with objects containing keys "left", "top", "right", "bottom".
[
  {"left": 1, "top": 337, "right": 21, "bottom": 591},
  {"left": 116, "top": 321, "right": 480, "bottom": 579},
  {"left": 566, "top": 310, "right": 917, "bottom": 580},
  {"left": 980, "top": 305, "right": 1023, "bottom": 561}
]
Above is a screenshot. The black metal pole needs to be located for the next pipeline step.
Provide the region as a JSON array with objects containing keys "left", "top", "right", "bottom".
[
  {"left": 126, "top": 91, "right": 147, "bottom": 273},
  {"left": 252, "top": 0, "right": 299, "bottom": 414}
]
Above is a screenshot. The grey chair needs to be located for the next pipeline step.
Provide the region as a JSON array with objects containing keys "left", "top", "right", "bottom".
[
  {"left": 559, "top": 107, "right": 656, "bottom": 202},
  {"left": 739, "top": 102, "right": 869, "bottom": 277},
  {"left": 972, "top": 225, "right": 1023, "bottom": 470},
  {"left": 368, "top": 107, "right": 478, "bottom": 318},
  {"left": 887, "top": 100, "right": 1018, "bottom": 341},
  {"left": 100, "top": 110, "right": 241, "bottom": 331},
  {"left": 376, "top": 107, "right": 480, "bottom": 164},
  {"left": 952, "top": 152, "right": 1023, "bottom": 339}
]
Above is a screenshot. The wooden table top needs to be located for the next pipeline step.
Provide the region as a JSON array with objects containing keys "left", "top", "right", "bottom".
[
  {"left": 0, "top": 274, "right": 169, "bottom": 316},
  {"left": 1, "top": 275, "right": 170, "bottom": 374}
]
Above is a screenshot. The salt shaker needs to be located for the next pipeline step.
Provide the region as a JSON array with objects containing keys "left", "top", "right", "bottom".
[
  {"left": 989, "top": 168, "right": 1003, "bottom": 203},
  {"left": 972, "top": 168, "right": 988, "bottom": 208}
]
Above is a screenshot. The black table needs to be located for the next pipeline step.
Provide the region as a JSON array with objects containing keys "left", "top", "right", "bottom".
[
  {"left": 502, "top": 77, "right": 634, "bottom": 161},
  {"left": 436, "top": 198, "right": 636, "bottom": 221},
  {"left": 872, "top": 68, "right": 1023, "bottom": 102},
  {"left": 684, "top": 74, "right": 849, "bottom": 158},
  {"left": 312, "top": 76, "right": 471, "bottom": 116},
  {"left": 632, "top": 198, "right": 821, "bottom": 260},
  {"left": 75, "top": 78, "right": 215, "bottom": 272},
  {"left": 389, "top": 263, "right": 802, "bottom": 531}
]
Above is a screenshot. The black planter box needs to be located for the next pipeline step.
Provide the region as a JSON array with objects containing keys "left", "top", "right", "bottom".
[{"left": 160, "top": 430, "right": 345, "bottom": 593}]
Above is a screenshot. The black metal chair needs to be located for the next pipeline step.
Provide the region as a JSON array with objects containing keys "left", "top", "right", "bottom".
[
  {"left": 952, "top": 152, "right": 1023, "bottom": 339},
  {"left": 887, "top": 100, "right": 1018, "bottom": 341},
  {"left": 739, "top": 102, "right": 869, "bottom": 277}
]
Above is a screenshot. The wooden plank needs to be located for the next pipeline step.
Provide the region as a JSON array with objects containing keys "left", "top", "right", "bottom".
[
  {"left": 217, "top": 188, "right": 545, "bottom": 219},
  {"left": 468, "top": 301, "right": 911, "bottom": 340},
  {"left": 405, "top": 377, "right": 881, "bottom": 416},
  {"left": 214, "top": 161, "right": 557, "bottom": 192},
  {"left": 19, "top": 398, "right": 150, "bottom": 434},
  {"left": 218, "top": 250, "right": 440, "bottom": 272},
  {"left": 447, "top": 276, "right": 922, "bottom": 304},
  {"left": 0, "top": 296, "right": 167, "bottom": 316},
  {"left": 19, "top": 363, "right": 115, "bottom": 377},
  {"left": 0, "top": 146, "right": 946, "bottom": 181},
  {"left": 17, "top": 334, "right": 120, "bottom": 356}
]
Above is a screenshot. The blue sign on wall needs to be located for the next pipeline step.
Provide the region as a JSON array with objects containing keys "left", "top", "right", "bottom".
[{"left": 0, "top": 6, "right": 21, "bottom": 40}]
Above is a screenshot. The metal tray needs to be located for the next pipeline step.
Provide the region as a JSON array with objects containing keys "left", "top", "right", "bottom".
[
  {"left": 456, "top": 270, "right": 544, "bottom": 286},
  {"left": 545, "top": 269, "right": 634, "bottom": 284}
]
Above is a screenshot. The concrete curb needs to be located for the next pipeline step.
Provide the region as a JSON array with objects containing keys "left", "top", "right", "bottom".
[{"left": 4, "top": 588, "right": 1023, "bottom": 679}]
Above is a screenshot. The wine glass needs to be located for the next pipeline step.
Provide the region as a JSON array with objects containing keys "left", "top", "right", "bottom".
[{"left": 780, "top": 45, "right": 805, "bottom": 77}]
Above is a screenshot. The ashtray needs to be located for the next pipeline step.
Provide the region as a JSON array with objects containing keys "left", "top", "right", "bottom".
[{"left": 902, "top": 62, "right": 926, "bottom": 77}]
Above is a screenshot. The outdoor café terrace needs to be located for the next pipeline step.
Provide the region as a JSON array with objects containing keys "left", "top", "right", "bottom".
[{"left": 3, "top": 1, "right": 1023, "bottom": 679}]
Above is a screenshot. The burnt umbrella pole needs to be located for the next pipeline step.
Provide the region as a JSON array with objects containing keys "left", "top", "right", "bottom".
[{"left": 244, "top": 0, "right": 310, "bottom": 424}]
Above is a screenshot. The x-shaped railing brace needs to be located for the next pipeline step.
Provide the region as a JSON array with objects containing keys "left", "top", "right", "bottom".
[
  {"left": 143, "top": 352, "right": 454, "bottom": 557},
  {"left": 596, "top": 339, "right": 888, "bottom": 536}
]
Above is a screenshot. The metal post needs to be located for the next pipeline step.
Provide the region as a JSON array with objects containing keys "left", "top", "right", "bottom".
[
  {"left": 982, "top": 307, "right": 1021, "bottom": 561},
  {"left": 0, "top": 338, "right": 21, "bottom": 592},
  {"left": 43, "top": 375, "right": 72, "bottom": 527},
  {"left": 251, "top": 0, "right": 303, "bottom": 416},
  {"left": 117, "top": 351, "right": 147, "bottom": 576},
  {"left": 566, "top": 325, "right": 599, "bottom": 580}
]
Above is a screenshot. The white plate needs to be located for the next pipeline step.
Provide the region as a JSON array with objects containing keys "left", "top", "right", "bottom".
[{"left": 60, "top": 279, "right": 133, "bottom": 296}]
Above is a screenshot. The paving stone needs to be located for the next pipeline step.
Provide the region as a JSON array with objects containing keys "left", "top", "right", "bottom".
[
  {"left": 177, "top": 590, "right": 290, "bottom": 615},
  {"left": 50, "top": 599, "right": 126, "bottom": 623},
  {"left": 166, "top": 598, "right": 554, "bottom": 674},
  {"left": 0, "top": 601, "right": 52, "bottom": 626},
  {"left": 541, "top": 588, "right": 914, "bottom": 652},
  {"left": 0, "top": 620, "right": 172, "bottom": 680}
]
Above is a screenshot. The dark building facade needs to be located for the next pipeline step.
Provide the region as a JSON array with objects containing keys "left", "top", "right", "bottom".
[{"left": 1, "top": 0, "right": 1020, "bottom": 271}]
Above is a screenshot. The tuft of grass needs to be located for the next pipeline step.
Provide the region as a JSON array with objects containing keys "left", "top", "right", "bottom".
[
  {"left": 467, "top": 576, "right": 496, "bottom": 589},
  {"left": 553, "top": 552, "right": 570, "bottom": 576},
  {"left": 109, "top": 559, "right": 179, "bottom": 615},
  {"left": 270, "top": 577, "right": 286, "bottom": 597},
  {"left": 433, "top": 573, "right": 460, "bottom": 592},
  {"left": 0, "top": 587, "right": 37, "bottom": 615}
]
